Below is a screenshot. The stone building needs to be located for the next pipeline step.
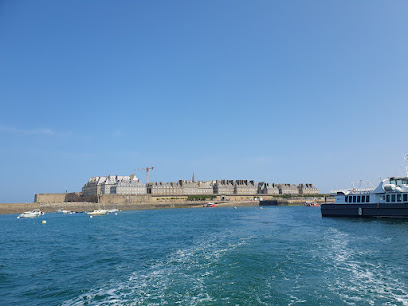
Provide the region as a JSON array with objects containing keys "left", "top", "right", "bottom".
[
  {"left": 258, "top": 182, "right": 280, "bottom": 195},
  {"left": 148, "top": 182, "right": 183, "bottom": 196},
  {"left": 277, "top": 184, "right": 299, "bottom": 195},
  {"left": 177, "top": 180, "right": 214, "bottom": 195},
  {"left": 100, "top": 175, "right": 119, "bottom": 194},
  {"left": 178, "top": 180, "right": 198, "bottom": 195},
  {"left": 82, "top": 172, "right": 318, "bottom": 198},
  {"left": 196, "top": 181, "right": 214, "bottom": 195},
  {"left": 82, "top": 174, "right": 146, "bottom": 196},
  {"left": 111, "top": 175, "right": 147, "bottom": 195},
  {"left": 213, "top": 180, "right": 235, "bottom": 195},
  {"left": 234, "top": 180, "right": 258, "bottom": 195},
  {"left": 82, "top": 176, "right": 105, "bottom": 197},
  {"left": 148, "top": 180, "right": 214, "bottom": 196},
  {"left": 298, "top": 184, "right": 319, "bottom": 195}
]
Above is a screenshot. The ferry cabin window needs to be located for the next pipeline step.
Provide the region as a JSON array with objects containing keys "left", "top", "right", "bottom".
[
  {"left": 380, "top": 195, "right": 384, "bottom": 201},
  {"left": 366, "top": 195, "right": 369, "bottom": 202},
  {"left": 404, "top": 194, "right": 408, "bottom": 202},
  {"left": 361, "top": 196, "right": 365, "bottom": 202},
  {"left": 353, "top": 196, "right": 357, "bottom": 203},
  {"left": 391, "top": 194, "right": 396, "bottom": 202},
  {"left": 386, "top": 195, "right": 390, "bottom": 202},
  {"left": 397, "top": 194, "right": 402, "bottom": 202},
  {"left": 392, "top": 179, "right": 408, "bottom": 185},
  {"left": 357, "top": 196, "right": 361, "bottom": 203}
]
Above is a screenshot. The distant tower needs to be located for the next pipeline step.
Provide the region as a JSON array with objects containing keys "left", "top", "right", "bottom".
[{"left": 192, "top": 171, "right": 195, "bottom": 183}]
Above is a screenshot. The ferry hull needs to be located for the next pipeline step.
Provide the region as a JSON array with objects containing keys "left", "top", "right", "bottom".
[{"left": 321, "top": 203, "right": 408, "bottom": 218}]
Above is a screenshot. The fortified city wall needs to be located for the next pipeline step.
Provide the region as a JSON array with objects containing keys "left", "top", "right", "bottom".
[
  {"left": 0, "top": 194, "right": 333, "bottom": 215},
  {"left": 35, "top": 193, "right": 97, "bottom": 203},
  {"left": 0, "top": 174, "right": 324, "bottom": 214}
]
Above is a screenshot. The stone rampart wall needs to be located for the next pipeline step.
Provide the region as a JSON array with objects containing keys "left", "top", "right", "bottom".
[
  {"left": 98, "top": 194, "right": 152, "bottom": 204},
  {"left": 0, "top": 195, "right": 333, "bottom": 215},
  {"left": 34, "top": 193, "right": 328, "bottom": 205},
  {"left": 0, "top": 203, "right": 41, "bottom": 214},
  {"left": 35, "top": 193, "right": 97, "bottom": 203},
  {"left": 35, "top": 193, "right": 66, "bottom": 203}
]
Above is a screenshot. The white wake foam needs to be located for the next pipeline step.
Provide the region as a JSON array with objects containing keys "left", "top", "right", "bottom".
[
  {"left": 62, "top": 233, "right": 252, "bottom": 305},
  {"left": 323, "top": 227, "right": 408, "bottom": 305}
]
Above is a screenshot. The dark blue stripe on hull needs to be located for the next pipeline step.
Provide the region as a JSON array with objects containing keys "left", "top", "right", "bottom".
[{"left": 321, "top": 203, "right": 408, "bottom": 217}]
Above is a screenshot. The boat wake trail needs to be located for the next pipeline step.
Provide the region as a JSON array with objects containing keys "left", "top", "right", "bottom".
[
  {"left": 62, "top": 232, "right": 252, "bottom": 305},
  {"left": 323, "top": 228, "right": 408, "bottom": 305}
]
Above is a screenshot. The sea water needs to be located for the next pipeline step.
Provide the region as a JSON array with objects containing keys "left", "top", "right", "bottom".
[{"left": 1, "top": 206, "right": 408, "bottom": 305}]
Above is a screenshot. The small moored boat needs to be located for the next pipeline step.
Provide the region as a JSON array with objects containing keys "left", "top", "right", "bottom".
[
  {"left": 305, "top": 201, "right": 320, "bottom": 207},
  {"left": 57, "top": 209, "right": 75, "bottom": 214},
  {"left": 107, "top": 209, "right": 119, "bottom": 213},
  {"left": 86, "top": 209, "right": 107, "bottom": 216},
  {"left": 203, "top": 202, "right": 216, "bottom": 207},
  {"left": 18, "top": 209, "right": 44, "bottom": 218}
]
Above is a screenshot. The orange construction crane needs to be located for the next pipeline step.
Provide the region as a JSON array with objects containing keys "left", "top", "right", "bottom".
[{"left": 134, "top": 167, "right": 155, "bottom": 183}]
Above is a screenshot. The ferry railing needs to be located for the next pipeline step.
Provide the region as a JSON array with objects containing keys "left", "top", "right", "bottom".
[{"left": 330, "top": 188, "right": 374, "bottom": 195}]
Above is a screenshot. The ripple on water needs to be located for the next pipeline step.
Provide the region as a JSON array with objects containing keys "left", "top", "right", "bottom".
[{"left": 2, "top": 208, "right": 408, "bottom": 305}]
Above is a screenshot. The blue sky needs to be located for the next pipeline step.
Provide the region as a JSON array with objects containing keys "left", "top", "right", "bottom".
[{"left": 1, "top": 0, "right": 407, "bottom": 202}]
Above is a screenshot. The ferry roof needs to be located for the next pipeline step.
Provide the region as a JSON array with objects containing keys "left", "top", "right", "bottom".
[{"left": 389, "top": 176, "right": 408, "bottom": 180}]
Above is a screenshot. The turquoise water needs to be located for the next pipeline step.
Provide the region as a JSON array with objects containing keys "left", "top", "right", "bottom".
[{"left": 1, "top": 206, "right": 408, "bottom": 305}]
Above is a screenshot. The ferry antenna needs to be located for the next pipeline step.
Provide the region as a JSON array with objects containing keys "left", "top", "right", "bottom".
[{"left": 405, "top": 155, "right": 408, "bottom": 176}]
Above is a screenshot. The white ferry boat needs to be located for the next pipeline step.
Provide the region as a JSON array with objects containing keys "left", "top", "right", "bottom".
[{"left": 321, "top": 176, "right": 408, "bottom": 217}]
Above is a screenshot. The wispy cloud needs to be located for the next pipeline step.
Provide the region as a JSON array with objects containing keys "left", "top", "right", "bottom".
[{"left": 0, "top": 126, "right": 59, "bottom": 136}]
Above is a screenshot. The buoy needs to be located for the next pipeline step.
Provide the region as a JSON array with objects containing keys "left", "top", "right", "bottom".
[
  {"left": 234, "top": 206, "right": 238, "bottom": 209},
  {"left": 115, "top": 213, "right": 118, "bottom": 215},
  {"left": 90, "top": 216, "right": 93, "bottom": 219},
  {"left": 260, "top": 207, "right": 263, "bottom": 210},
  {"left": 42, "top": 220, "right": 46, "bottom": 224},
  {"left": 17, "top": 216, "right": 20, "bottom": 219}
]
